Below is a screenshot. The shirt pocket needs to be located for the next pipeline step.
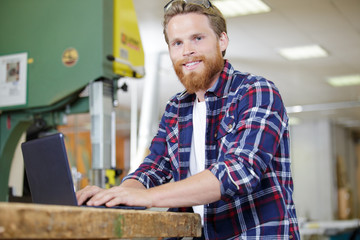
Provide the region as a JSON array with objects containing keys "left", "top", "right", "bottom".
[{"left": 215, "top": 115, "right": 236, "bottom": 140}]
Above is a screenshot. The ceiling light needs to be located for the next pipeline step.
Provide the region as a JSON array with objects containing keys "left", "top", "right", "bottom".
[
  {"left": 286, "top": 105, "right": 303, "bottom": 113},
  {"left": 278, "top": 45, "right": 328, "bottom": 60},
  {"left": 212, "top": 0, "right": 271, "bottom": 18},
  {"left": 286, "top": 101, "right": 360, "bottom": 113},
  {"left": 340, "top": 119, "right": 360, "bottom": 128},
  {"left": 327, "top": 74, "right": 360, "bottom": 87}
]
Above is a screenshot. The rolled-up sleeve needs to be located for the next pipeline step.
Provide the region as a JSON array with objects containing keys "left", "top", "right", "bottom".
[{"left": 123, "top": 110, "right": 174, "bottom": 188}]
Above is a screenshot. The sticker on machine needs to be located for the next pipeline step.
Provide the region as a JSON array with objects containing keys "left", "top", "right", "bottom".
[
  {"left": 62, "top": 48, "right": 79, "bottom": 67},
  {"left": 0, "top": 52, "right": 28, "bottom": 108}
]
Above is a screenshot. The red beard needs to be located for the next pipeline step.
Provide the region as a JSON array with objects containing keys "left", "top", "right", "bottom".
[{"left": 173, "top": 47, "right": 224, "bottom": 94}]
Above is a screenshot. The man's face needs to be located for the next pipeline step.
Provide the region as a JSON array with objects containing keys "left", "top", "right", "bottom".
[{"left": 166, "top": 13, "right": 228, "bottom": 94}]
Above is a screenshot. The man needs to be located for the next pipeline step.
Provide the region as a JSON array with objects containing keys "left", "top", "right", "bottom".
[{"left": 77, "top": 0, "right": 300, "bottom": 239}]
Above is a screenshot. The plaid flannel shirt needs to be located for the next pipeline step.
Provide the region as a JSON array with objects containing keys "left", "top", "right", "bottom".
[{"left": 124, "top": 60, "right": 300, "bottom": 240}]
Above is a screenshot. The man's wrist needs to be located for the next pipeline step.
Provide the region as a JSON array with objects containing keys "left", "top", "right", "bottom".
[{"left": 121, "top": 179, "right": 146, "bottom": 189}]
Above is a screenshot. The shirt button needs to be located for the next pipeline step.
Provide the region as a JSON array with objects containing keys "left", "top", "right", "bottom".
[
  {"left": 228, "top": 124, "right": 233, "bottom": 129},
  {"left": 214, "top": 133, "right": 217, "bottom": 138},
  {"left": 289, "top": 235, "right": 293, "bottom": 239}
]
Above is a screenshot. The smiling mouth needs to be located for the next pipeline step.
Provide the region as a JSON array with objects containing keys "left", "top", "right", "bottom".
[{"left": 183, "top": 60, "right": 202, "bottom": 70}]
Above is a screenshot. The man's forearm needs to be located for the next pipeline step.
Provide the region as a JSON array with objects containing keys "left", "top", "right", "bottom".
[
  {"left": 146, "top": 169, "right": 221, "bottom": 208},
  {"left": 121, "top": 179, "right": 146, "bottom": 189},
  {"left": 79, "top": 170, "right": 221, "bottom": 208}
]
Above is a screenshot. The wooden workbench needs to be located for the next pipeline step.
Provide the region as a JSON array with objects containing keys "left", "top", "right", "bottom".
[{"left": 0, "top": 202, "right": 201, "bottom": 239}]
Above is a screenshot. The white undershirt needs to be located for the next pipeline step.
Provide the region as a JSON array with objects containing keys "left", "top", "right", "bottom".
[{"left": 188, "top": 97, "right": 207, "bottom": 225}]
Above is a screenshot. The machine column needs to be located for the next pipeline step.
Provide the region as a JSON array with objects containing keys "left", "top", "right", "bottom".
[{"left": 89, "top": 80, "right": 114, "bottom": 188}]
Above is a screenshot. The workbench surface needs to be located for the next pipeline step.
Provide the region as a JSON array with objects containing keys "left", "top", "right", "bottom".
[{"left": 0, "top": 202, "right": 201, "bottom": 239}]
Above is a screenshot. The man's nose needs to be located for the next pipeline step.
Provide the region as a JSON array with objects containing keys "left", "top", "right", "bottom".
[{"left": 182, "top": 42, "right": 195, "bottom": 56}]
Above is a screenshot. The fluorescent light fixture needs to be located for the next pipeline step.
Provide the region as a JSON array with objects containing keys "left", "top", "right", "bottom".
[
  {"left": 327, "top": 74, "right": 360, "bottom": 87},
  {"left": 213, "top": 0, "right": 271, "bottom": 17},
  {"left": 278, "top": 44, "right": 328, "bottom": 60},
  {"left": 286, "top": 101, "right": 360, "bottom": 113},
  {"left": 342, "top": 119, "right": 360, "bottom": 128},
  {"left": 286, "top": 105, "right": 303, "bottom": 113}
]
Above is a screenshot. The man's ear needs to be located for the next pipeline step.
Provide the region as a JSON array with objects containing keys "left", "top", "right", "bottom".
[{"left": 219, "top": 32, "right": 229, "bottom": 52}]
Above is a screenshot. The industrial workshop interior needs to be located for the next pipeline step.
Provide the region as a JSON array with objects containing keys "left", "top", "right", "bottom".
[{"left": 0, "top": 0, "right": 359, "bottom": 239}]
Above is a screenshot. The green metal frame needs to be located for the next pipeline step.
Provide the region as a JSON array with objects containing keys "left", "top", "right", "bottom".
[
  {"left": 0, "top": 0, "right": 142, "bottom": 201},
  {"left": 0, "top": 94, "right": 90, "bottom": 201},
  {"left": 0, "top": 0, "right": 113, "bottom": 201},
  {"left": 0, "top": 113, "right": 32, "bottom": 201}
]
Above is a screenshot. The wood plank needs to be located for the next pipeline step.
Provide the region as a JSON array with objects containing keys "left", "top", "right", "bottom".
[{"left": 0, "top": 203, "right": 201, "bottom": 239}]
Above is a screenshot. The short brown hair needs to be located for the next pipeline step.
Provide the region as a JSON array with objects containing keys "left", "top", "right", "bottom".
[{"left": 163, "top": 1, "right": 227, "bottom": 56}]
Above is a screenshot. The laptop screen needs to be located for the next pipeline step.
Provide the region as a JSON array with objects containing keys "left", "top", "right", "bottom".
[
  {"left": 21, "top": 132, "right": 146, "bottom": 210},
  {"left": 21, "top": 133, "right": 78, "bottom": 206}
]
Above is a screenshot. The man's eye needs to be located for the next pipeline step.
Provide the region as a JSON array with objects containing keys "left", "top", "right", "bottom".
[{"left": 195, "top": 36, "right": 202, "bottom": 41}]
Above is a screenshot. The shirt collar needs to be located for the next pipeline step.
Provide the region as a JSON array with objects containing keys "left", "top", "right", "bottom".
[{"left": 207, "top": 59, "right": 234, "bottom": 99}]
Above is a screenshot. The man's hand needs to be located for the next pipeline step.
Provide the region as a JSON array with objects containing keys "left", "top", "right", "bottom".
[
  {"left": 85, "top": 186, "right": 153, "bottom": 208},
  {"left": 76, "top": 185, "right": 104, "bottom": 206},
  {"left": 76, "top": 179, "right": 150, "bottom": 207}
]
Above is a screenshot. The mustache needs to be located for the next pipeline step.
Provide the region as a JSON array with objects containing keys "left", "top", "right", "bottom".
[{"left": 175, "top": 56, "right": 205, "bottom": 66}]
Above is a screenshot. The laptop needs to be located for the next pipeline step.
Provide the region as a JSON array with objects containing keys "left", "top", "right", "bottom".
[{"left": 21, "top": 132, "right": 145, "bottom": 210}]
